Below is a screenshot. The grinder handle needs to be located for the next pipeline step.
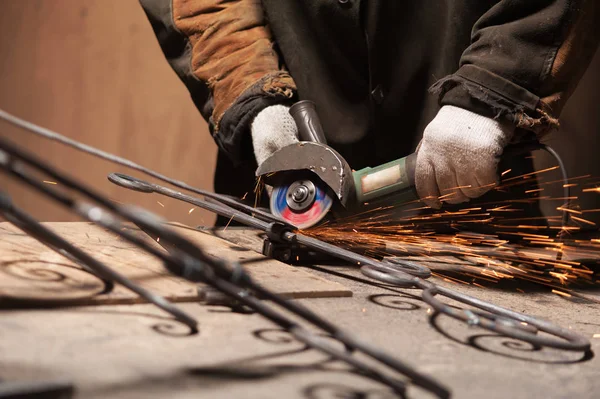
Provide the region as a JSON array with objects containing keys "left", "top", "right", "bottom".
[
  {"left": 353, "top": 140, "right": 543, "bottom": 206},
  {"left": 353, "top": 153, "right": 418, "bottom": 204},
  {"left": 289, "top": 100, "right": 328, "bottom": 144}
]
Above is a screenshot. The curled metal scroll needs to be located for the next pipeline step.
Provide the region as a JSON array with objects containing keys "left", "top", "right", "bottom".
[
  {"left": 0, "top": 121, "right": 447, "bottom": 398},
  {"left": 106, "top": 172, "right": 590, "bottom": 352},
  {"left": 0, "top": 107, "right": 592, "bottom": 398}
]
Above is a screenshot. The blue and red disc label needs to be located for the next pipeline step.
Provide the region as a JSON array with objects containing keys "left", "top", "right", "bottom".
[{"left": 270, "top": 183, "right": 333, "bottom": 230}]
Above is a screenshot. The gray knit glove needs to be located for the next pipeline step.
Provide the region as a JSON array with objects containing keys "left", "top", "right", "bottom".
[
  {"left": 416, "top": 105, "right": 515, "bottom": 209},
  {"left": 251, "top": 105, "right": 299, "bottom": 166}
]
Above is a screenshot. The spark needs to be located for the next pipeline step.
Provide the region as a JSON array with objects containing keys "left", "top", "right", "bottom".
[
  {"left": 254, "top": 175, "right": 265, "bottom": 208},
  {"left": 501, "top": 166, "right": 559, "bottom": 183},
  {"left": 157, "top": 201, "right": 165, "bottom": 207},
  {"left": 442, "top": 274, "right": 470, "bottom": 285},
  {"left": 189, "top": 207, "right": 195, "bottom": 214},
  {"left": 552, "top": 289, "right": 572, "bottom": 298},
  {"left": 302, "top": 167, "right": 600, "bottom": 293},
  {"left": 441, "top": 185, "right": 472, "bottom": 192},
  {"left": 582, "top": 187, "right": 600, "bottom": 193},
  {"left": 593, "top": 334, "right": 600, "bottom": 338},
  {"left": 489, "top": 205, "right": 520, "bottom": 212},
  {"left": 223, "top": 214, "right": 235, "bottom": 231},
  {"left": 556, "top": 206, "right": 582, "bottom": 215},
  {"left": 549, "top": 272, "right": 569, "bottom": 285},
  {"left": 570, "top": 215, "right": 596, "bottom": 226},
  {"left": 43, "top": 180, "right": 57, "bottom": 185},
  {"left": 501, "top": 169, "right": 512, "bottom": 176},
  {"left": 546, "top": 197, "right": 579, "bottom": 201},
  {"left": 438, "top": 192, "right": 457, "bottom": 200}
]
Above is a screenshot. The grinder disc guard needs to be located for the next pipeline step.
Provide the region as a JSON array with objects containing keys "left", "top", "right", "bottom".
[{"left": 270, "top": 179, "right": 333, "bottom": 230}]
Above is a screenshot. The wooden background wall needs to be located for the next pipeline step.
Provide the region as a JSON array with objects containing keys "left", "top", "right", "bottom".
[
  {"left": 0, "top": 0, "right": 598, "bottom": 226},
  {"left": 0, "top": 0, "right": 217, "bottom": 226}
]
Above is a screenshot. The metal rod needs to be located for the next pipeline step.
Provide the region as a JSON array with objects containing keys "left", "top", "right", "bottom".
[
  {"left": 0, "top": 191, "right": 198, "bottom": 332},
  {"left": 0, "top": 134, "right": 450, "bottom": 398},
  {"left": 0, "top": 107, "right": 591, "bottom": 397},
  {"left": 0, "top": 108, "right": 287, "bottom": 226},
  {"left": 105, "top": 171, "right": 591, "bottom": 352}
]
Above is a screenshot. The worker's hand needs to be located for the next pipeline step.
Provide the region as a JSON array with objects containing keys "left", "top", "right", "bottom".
[
  {"left": 251, "top": 105, "right": 299, "bottom": 166},
  {"left": 415, "top": 105, "right": 515, "bottom": 209}
]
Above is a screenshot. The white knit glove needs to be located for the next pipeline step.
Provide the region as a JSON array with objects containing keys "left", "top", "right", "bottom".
[
  {"left": 416, "top": 105, "right": 515, "bottom": 209},
  {"left": 251, "top": 105, "right": 299, "bottom": 166}
]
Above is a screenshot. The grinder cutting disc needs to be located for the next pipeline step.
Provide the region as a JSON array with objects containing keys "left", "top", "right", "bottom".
[{"left": 270, "top": 178, "right": 333, "bottom": 230}]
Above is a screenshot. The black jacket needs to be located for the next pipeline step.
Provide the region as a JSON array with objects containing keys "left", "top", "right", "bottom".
[{"left": 139, "top": 0, "right": 599, "bottom": 200}]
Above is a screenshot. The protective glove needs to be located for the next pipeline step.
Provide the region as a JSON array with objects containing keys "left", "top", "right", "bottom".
[
  {"left": 415, "top": 105, "right": 515, "bottom": 209},
  {"left": 251, "top": 105, "right": 299, "bottom": 166}
]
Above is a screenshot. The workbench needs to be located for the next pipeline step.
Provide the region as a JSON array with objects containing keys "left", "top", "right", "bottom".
[{"left": 1, "top": 222, "right": 599, "bottom": 399}]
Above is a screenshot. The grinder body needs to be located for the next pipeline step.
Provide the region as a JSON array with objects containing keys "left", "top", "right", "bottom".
[
  {"left": 256, "top": 100, "right": 418, "bottom": 229},
  {"left": 257, "top": 101, "right": 544, "bottom": 229},
  {"left": 353, "top": 154, "right": 417, "bottom": 206}
]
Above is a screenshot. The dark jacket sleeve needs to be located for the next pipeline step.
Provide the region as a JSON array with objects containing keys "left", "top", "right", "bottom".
[
  {"left": 431, "top": 0, "right": 600, "bottom": 136},
  {"left": 138, "top": 0, "right": 297, "bottom": 163}
]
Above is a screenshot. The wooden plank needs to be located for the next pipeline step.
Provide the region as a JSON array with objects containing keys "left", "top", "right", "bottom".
[
  {"left": 205, "top": 227, "right": 268, "bottom": 253},
  {"left": 141, "top": 223, "right": 353, "bottom": 299},
  {"left": 0, "top": 222, "right": 351, "bottom": 307}
]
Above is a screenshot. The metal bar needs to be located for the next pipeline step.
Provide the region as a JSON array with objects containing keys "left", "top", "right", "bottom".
[
  {"left": 105, "top": 172, "right": 591, "bottom": 352},
  {"left": 0, "top": 108, "right": 287, "bottom": 226},
  {"left": 0, "top": 135, "right": 450, "bottom": 398},
  {"left": 0, "top": 190, "right": 198, "bottom": 333},
  {"left": 0, "top": 107, "right": 591, "bottom": 397}
]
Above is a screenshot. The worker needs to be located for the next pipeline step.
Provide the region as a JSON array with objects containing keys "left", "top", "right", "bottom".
[{"left": 138, "top": 1, "right": 599, "bottom": 226}]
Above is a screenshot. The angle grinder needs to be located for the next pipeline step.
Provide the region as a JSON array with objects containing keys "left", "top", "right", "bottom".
[{"left": 256, "top": 100, "right": 418, "bottom": 229}]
